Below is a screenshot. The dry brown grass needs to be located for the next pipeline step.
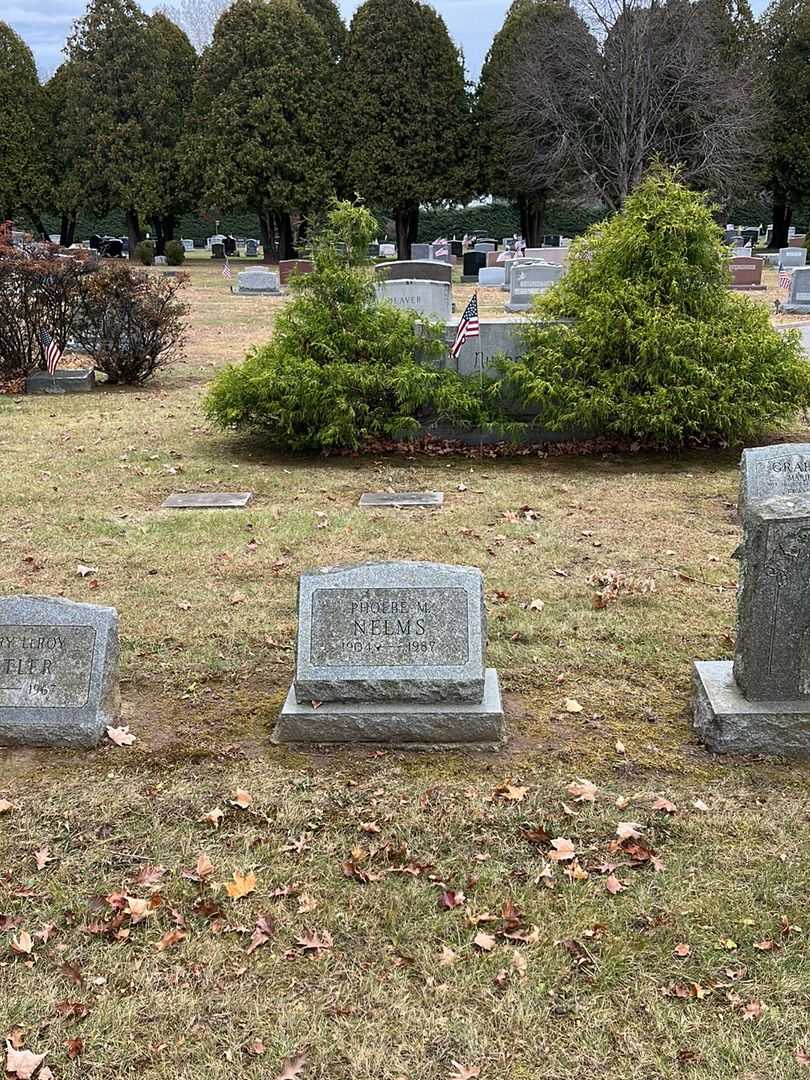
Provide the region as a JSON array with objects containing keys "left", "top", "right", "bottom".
[{"left": 1, "top": 255, "right": 810, "bottom": 1079}]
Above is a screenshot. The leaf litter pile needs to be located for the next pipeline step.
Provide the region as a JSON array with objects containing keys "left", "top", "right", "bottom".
[{"left": 2, "top": 760, "right": 810, "bottom": 1080}]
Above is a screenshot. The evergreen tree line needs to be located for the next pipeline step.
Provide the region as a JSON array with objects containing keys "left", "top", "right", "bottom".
[{"left": 1, "top": 0, "right": 809, "bottom": 260}]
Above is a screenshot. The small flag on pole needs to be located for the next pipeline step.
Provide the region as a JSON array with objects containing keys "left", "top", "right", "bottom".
[
  {"left": 450, "top": 293, "right": 480, "bottom": 361},
  {"left": 779, "top": 269, "right": 792, "bottom": 291},
  {"left": 434, "top": 238, "right": 449, "bottom": 258},
  {"left": 39, "top": 328, "right": 62, "bottom": 375},
  {"left": 223, "top": 256, "right": 233, "bottom": 283}
]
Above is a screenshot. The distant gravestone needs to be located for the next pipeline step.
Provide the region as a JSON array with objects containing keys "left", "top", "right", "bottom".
[
  {"left": 278, "top": 259, "right": 314, "bottom": 285},
  {"left": 223, "top": 236, "right": 237, "bottom": 256},
  {"left": 450, "top": 240, "right": 463, "bottom": 257},
  {"left": 474, "top": 242, "right": 496, "bottom": 253},
  {"left": 479, "top": 266, "right": 505, "bottom": 287},
  {"left": 368, "top": 242, "right": 380, "bottom": 258},
  {"left": 694, "top": 492, "right": 810, "bottom": 756},
  {"left": 245, "top": 239, "right": 259, "bottom": 257},
  {"left": 779, "top": 247, "right": 807, "bottom": 268},
  {"left": 375, "top": 260, "right": 452, "bottom": 285},
  {"left": 161, "top": 492, "right": 253, "bottom": 509},
  {"left": 738, "top": 444, "right": 810, "bottom": 515},
  {"left": 411, "top": 243, "right": 432, "bottom": 260},
  {"left": 379, "top": 243, "right": 397, "bottom": 258},
  {"left": 782, "top": 266, "right": 810, "bottom": 313},
  {"left": 462, "top": 251, "right": 487, "bottom": 282},
  {"left": 742, "top": 228, "right": 760, "bottom": 249},
  {"left": 375, "top": 279, "right": 452, "bottom": 320},
  {"left": 506, "top": 263, "right": 563, "bottom": 311},
  {"left": 0, "top": 596, "right": 119, "bottom": 749},
  {"left": 154, "top": 255, "right": 167, "bottom": 265},
  {"left": 523, "top": 248, "right": 567, "bottom": 265},
  {"left": 236, "top": 269, "right": 280, "bottom": 295},
  {"left": 211, "top": 242, "right": 225, "bottom": 260},
  {"left": 729, "top": 256, "right": 765, "bottom": 290},
  {"left": 181, "top": 239, "right": 194, "bottom": 252},
  {"left": 359, "top": 492, "right": 443, "bottom": 509},
  {"left": 275, "top": 561, "right": 503, "bottom": 746}
]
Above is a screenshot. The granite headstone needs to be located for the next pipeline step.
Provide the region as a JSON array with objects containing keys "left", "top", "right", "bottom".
[
  {"left": 375, "top": 279, "right": 452, "bottom": 320},
  {"left": 0, "top": 596, "right": 119, "bottom": 748},
  {"left": 782, "top": 266, "right": 810, "bottom": 313},
  {"left": 236, "top": 269, "right": 280, "bottom": 294},
  {"left": 375, "top": 260, "right": 453, "bottom": 285},
  {"left": 275, "top": 562, "right": 503, "bottom": 745},
  {"left": 506, "top": 264, "right": 563, "bottom": 311}
]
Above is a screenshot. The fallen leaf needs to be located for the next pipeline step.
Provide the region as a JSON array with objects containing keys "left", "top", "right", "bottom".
[
  {"left": 225, "top": 871, "right": 257, "bottom": 900},
  {"left": 230, "top": 788, "right": 252, "bottom": 810},
  {"left": 439, "top": 889, "right": 466, "bottom": 910},
  {"left": 66, "top": 1036, "right": 84, "bottom": 1059},
  {"left": 605, "top": 875, "right": 626, "bottom": 895},
  {"left": 616, "top": 821, "right": 643, "bottom": 840},
  {"left": 247, "top": 915, "right": 275, "bottom": 954},
  {"left": 5, "top": 1045, "right": 46, "bottom": 1080},
  {"left": 652, "top": 797, "right": 677, "bottom": 814},
  {"left": 294, "top": 929, "right": 333, "bottom": 954},
  {"left": 673, "top": 942, "right": 691, "bottom": 958},
  {"left": 742, "top": 999, "right": 765, "bottom": 1021},
  {"left": 615, "top": 740, "right": 626, "bottom": 754},
  {"left": 202, "top": 807, "right": 224, "bottom": 829},
  {"left": 473, "top": 931, "right": 496, "bottom": 952},
  {"left": 106, "top": 725, "right": 136, "bottom": 746},
  {"left": 156, "top": 928, "right": 186, "bottom": 951},
  {"left": 275, "top": 1054, "right": 307, "bottom": 1080},
  {"left": 528, "top": 598, "right": 544, "bottom": 612},
  {"left": 438, "top": 945, "right": 457, "bottom": 967},
  {"left": 564, "top": 698, "right": 583, "bottom": 713},
  {"left": 10, "top": 931, "right": 34, "bottom": 956},
  {"left": 448, "top": 1061, "right": 482, "bottom": 1080},
  {"left": 0, "top": 799, "right": 14, "bottom": 814},
  {"left": 567, "top": 778, "right": 597, "bottom": 803},
  {"left": 53, "top": 1000, "right": 90, "bottom": 1019},
  {"left": 296, "top": 893, "right": 318, "bottom": 915},
  {"left": 548, "top": 837, "right": 576, "bottom": 862},
  {"left": 796, "top": 1047, "right": 810, "bottom": 1067},
  {"left": 76, "top": 564, "right": 97, "bottom": 577},
  {"left": 184, "top": 852, "right": 215, "bottom": 881},
  {"left": 494, "top": 783, "right": 526, "bottom": 803},
  {"left": 230, "top": 591, "right": 247, "bottom": 605}
]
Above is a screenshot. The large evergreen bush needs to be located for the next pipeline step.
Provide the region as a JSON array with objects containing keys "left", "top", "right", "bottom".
[
  {"left": 204, "top": 202, "right": 489, "bottom": 450},
  {"left": 503, "top": 168, "right": 810, "bottom": 445}
]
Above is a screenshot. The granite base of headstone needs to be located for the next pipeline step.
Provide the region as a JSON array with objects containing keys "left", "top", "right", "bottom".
[
  {"left": 27, "top": 369, "right": 95, "bottom": 395},
  {"left": 694, "top": 445, "right": 810, "bottom": 756},
  {"left": 236, "top": 269, "right": 281, "bottom": 295},
  {"left": 375, "top": 260, "right": 453, "bottom": 285},
  {"left": 275, "top": 562, "right": 504, "bottom": 747},
  {"left": 0, "top": 596, "right": 119, "bottom": 748}
]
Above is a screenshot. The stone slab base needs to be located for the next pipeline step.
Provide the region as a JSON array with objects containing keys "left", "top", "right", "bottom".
[
  {"left": 505, "top": 303, "right": 531, "bottom": 313},
  {"left": 235, "top": 289, "right": 281, "bottom": 297},
  {"left": 461, "top": 275, "right": 479, "bottom": 284},
  {"left": 693, "top": 660, "right": 810, "bottom": 756},
  {"left": 782, "top": 304, "right": 810, "bottom": 313},
  {"left": 27, "top": 368, "right": 95, "bottom": 394},
  {"left": 731, "top": 284, "right": 767, "bottom": 291},
  {"left": 275, "top": 668, "right": 504, "bottom": 747}
]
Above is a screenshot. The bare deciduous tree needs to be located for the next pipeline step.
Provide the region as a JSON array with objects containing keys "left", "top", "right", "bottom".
[
  {"left": 159, "top": 0, "right": 231, "bottom": 51},
  {"left": 504, "top": 0, "right": 764, "bottom": 211}
]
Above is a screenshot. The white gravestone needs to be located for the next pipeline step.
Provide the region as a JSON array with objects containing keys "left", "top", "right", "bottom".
[
  {"left": 506, "top": 264, "right": 563, "bottom": 311},
  {"left": 375, "top": 279, "right": 452, "bottom": 321}
]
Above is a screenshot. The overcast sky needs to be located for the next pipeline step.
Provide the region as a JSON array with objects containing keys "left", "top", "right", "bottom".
[{"left": 1, "top": 0, "right": 513, "bottom": 81}]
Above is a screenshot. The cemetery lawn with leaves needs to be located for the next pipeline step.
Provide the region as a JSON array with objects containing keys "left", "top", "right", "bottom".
[{"left": 2, "top": 259, "right": 810, "bottom": 1079}]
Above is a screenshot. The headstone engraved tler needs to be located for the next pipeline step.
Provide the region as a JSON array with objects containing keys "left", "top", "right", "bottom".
[
  {"left": 275, "top": 562, "right": 503, "bottom": 745},
  {"left": 693, "top": 446, "right": 810, "bottom": 756},
  {"left": 0, "top": 596, "right": 120, "bottom": 748}
]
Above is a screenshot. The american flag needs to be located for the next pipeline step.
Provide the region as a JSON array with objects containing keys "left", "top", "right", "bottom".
[
  {"left": 450, "top": 293, "right": 480, "bottom": 361},
  {"left": 223, "top": 256, "right": 232, "bottom": 282},
  {"left": 779, "top": 269, "right": 792, "bottom": 291},
  {"left": 39, "top": 328, "right": 62, "bottom": 375},
  {"left": 434, "top": 238, "right": 449, "bottom": 258}
]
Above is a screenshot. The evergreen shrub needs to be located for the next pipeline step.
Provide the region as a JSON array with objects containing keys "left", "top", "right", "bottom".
[
  {"left": 205, "top": 202, "right": 490, "bottom": 450},
  {"left": 165, "top": 240, "right": 185, "bottom": 265},
  {"left": 502, "top": 168, "right": 810, "bottom": 446}
]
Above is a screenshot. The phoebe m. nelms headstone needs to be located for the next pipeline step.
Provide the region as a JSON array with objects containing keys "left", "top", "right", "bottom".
[
  {"left": 275, "top": 562, "right": 503, "bottom": 746},
  {"left": 0, "top": 596, "right": 119, "bottom": 748},
  {"left": 694, "top": 445, "right": 810, "bottom": 756}
]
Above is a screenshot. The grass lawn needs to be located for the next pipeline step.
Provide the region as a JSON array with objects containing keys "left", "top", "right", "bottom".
[{"left": 1, "top": 259, "right": 810, "bottom": 1079}]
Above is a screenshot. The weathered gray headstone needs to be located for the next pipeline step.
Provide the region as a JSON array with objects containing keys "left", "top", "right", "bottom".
[
  {"left": 479, "top": 267, "right": 506, "bottom": 287},
  {"left": 506, "top": 264, "right": 563, "bottom": 311},
  {"left": 375, "top": 279, "right": 452, "bottom": 320},
  {"left": 161, "top": 492, "right": 253, "bottom": 509},
  {"left": 275, "top": 562, "right": 503, "bottom": 746},
  {"left": 693, "top": 479, "right": 810, "bottom": 756},
  {"left": 782, "top": 266, "right": 810, "bottom": 313},
  {"left": 181, "top": 239, "right": 194, "bottom": 252},
  {"left": 779, "top": 247, "right": 807, "bottom": 269},
  {"left": 474, "top": 242, "right": 496, "bottom": 253},
  {"left": 738, "top": 444, "right": 810, "bottom": 516},
  {"left": 0, "top": 596, "right": 119, "bottom": 748},
  {"left": 359, "top": 492, "right": 443, "bottom": 509},
  {"left": 236, "top": 269, "right": 280, "bottom": 294},
  {"left": 375, "top": 260, "right": 452, "bottom": 285},
  {"left": 27, "top": 369, "right": 95, "bottom": 395},
  {"left": 411, "top": 243, "right": 432, "bottom": 260}
]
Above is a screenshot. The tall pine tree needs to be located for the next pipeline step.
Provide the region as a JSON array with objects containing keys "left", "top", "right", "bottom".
[
  {"left": 184, "top": 0, "right": 335, "bottom": 261},
  {"left": 340, "top": 0, "right": 472, "bottom": 258}
]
